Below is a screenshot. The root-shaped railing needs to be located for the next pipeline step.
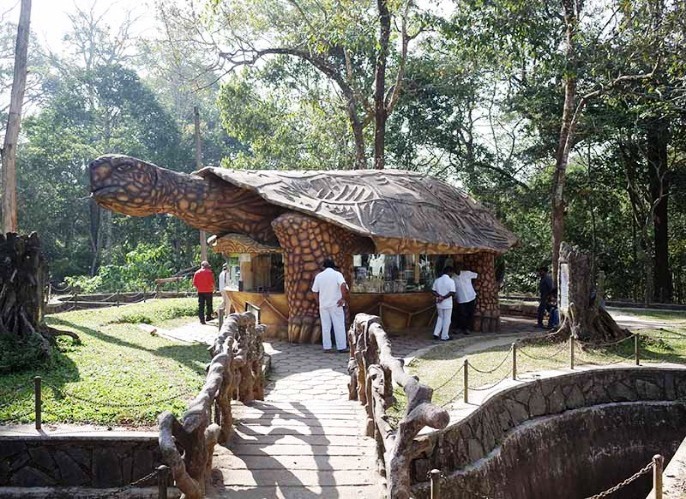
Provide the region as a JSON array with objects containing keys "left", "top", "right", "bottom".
[
  {"left": 158, "top": 312, "right": 265, "bottom": 499},
  {"left": 348, "top": 313, "right": 450, "bottom": 499}
]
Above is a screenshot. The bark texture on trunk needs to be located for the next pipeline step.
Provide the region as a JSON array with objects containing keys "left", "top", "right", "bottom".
[
  {"left": 555, "top": 242, "right": 630, "bottom": 343},
  {"left": 2, "top": 0, "right": 31, "bottom": 233},
  {"left": 0, "top": 233, "right": 50, "bottom": 371},
  {"left": 551, "top": 0, "right": 579, "bottom": 285},
  {"left": 373, "top": 0, "right": 390, "bottom": 170},
  {"left": 647, "top": 119, "right": 672, "bottom": 303}
]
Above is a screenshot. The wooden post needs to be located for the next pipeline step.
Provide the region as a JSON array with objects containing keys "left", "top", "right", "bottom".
[
  {"left": 463, "top": 359, "right": 469, "bottom": 404},
  {"left": 157, "top": 464, "right": 170, "bottom": 499},
  {"left": 429, "top": 469, "right": 441, "bottom": 499},
  {"left": 34, "top": 376, "right": 41, "bottom": 430},
  {"left": 653, "top": 454, "right": 664, "bottom": 499},
  {"left": 635, "top": 334, "right": 640, "bottom": 366},
  {"left": 570, "top": 336, "right": 575, "bottom": 370},
  {"left": 512, "top": 342, "right": 517, "bottom": 380}
]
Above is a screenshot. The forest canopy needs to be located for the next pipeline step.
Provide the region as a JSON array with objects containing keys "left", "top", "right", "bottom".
[{"left": 0, "top": 0, "right": 683, "bottom": 303}]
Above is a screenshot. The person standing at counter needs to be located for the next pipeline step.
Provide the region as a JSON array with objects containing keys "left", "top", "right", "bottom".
[
  {"left": 218, "top": 263, "right": 230, "bottom": 318},
  {"left": 453, "top": 264, "right": 478, "bottom": 335},
  {"left": 432, "top": 266, "right": 456, "bottom": 341},
  {"left": 312, "top": 258, "right": 349, "bottom": 353}
]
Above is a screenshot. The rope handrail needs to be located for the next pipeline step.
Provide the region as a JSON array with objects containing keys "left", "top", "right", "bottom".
[
  {"left": 42, "top": 382, "right": 193, "bottom": 408},
  {"left": 585, "top": 332, "right": 637, "bottom": 348},
  {"left": 0, "top": 381, "right": 33, "bottom": 401},
  {"left": 469, "top": 346, "right": 513, "bottom": 374},
  {"left": 75, "top": 466, "right": 166, "bottom": 499},
  {"left": 518, "top": 339, "right": 569, "bottom": 361},
  {"left": 434, "top": 364, "right": 465, "bottom": 393},
  {"left": 468, "top": 373, "right": 512, "bottom": 392},
  {"left": 573, "top": 339, "right": 635, "bottom": 365}
]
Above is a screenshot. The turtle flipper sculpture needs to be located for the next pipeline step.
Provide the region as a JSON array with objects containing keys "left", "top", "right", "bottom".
[
  {"left": 272, "top": 212, "right": 373, "bottom": 342},
  {"left": 90, "top": 154, "right": 517, "bottom": 342}
]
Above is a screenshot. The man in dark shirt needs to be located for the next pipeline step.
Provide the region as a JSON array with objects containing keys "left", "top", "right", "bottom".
[{"left": 537, "top": 266, "right": 553, "bottom": 328}]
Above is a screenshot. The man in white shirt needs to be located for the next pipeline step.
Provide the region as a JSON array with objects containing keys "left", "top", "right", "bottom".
[
  {"left": 432, "top": 266, "right": 456, "bottom": 341},
  {"left": 453, "top": 265, "right": 478, "bottom": 335},
  {"left": 218, "top": 263, "right": 231, "bottom": 318},
  {"left": 312, "top": 258, "right": 349, "bottom": 353}
]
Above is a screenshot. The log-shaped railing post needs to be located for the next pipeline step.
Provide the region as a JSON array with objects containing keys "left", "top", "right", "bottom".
[
  {"left": 159, "top": 312, "right": 264, "bottom": 499},
  {"left": 348, "top": 314, "right": 449, "bottom": 499}
]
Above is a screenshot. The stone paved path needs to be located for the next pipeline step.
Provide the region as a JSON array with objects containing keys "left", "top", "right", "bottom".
[{"left": 163, "top": 311, "right": 674, "bottom": 498}]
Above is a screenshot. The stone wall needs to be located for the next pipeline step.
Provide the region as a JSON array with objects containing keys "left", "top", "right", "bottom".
[
  {"left": 464, "top": 252, "right": 499, "bottom": 332},
  {"left": 411, "top": 367, "right": 686, "bottom": 498},
  {"left": 0, "top": 432, "right": 161, "bottom": 489}
]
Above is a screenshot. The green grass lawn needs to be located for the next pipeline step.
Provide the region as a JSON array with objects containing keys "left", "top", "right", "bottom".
[
  {"left": 406, "top": 313, "right": 686, "bottom": 410},
  {"left": 0, "top": 298, "right": 208, "bottom": 427}
]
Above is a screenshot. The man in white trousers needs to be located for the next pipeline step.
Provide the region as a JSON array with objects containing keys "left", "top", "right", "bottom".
[
  {"left": 432, "top": 266, "right": 456, "bottom": 341},
  {"left": 218, "top": 263, "right": 230, "bottom": 318},
  {"left": 312, "top": 258, "right": 349, "bottom": 353}
]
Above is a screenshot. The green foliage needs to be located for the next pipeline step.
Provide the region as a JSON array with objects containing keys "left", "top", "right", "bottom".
[
  {"left": 0, "top": 298, "right": 206, "bottom": 426},
  {"left": 217, "top": 69, "right": 352, "bottom": 169},
  {"left": 64, "top": 243, "right": 197, "bottom": 292}
]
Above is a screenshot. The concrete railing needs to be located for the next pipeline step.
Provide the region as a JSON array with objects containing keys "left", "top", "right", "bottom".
[
  {"left": 157, "top": 312, "right": 265, "bottom": 499},
  {"left": 411, "top": 366, "right": 686, "bottom": 498},
  {"left": 347, "top": 313, "right": 449, "bottom": 499}
]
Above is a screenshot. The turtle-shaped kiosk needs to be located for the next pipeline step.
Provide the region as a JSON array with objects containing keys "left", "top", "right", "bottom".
[{"left": 90, "top": 155, "right": 517, "bottom": 343}]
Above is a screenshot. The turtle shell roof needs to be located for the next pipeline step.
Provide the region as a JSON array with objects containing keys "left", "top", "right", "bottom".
[{"left": 196, "top": 167, "right": 517, "bottom": 254}]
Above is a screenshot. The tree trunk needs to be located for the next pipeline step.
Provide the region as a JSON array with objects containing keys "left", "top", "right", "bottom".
[
  {"left": 555, "top": 242, "right": 630, "bottom": 343},
  {"left": 194, "top": 106, "right": 208, "bottom": 260},
  {"left": 0, "top": 232, "right": 51, "bottom": 370},
  {"left": 1, "top": 0, "right": 32, "bottom": 234},
  {"left": 346, "top": 102, "right": 366, "bottom": 169},
  {"left": 647, "top": 119, "right": 672, "bottom": 303},
  {"left": 373, "top": 0, "right": 390, "bottom": 170},
  {"left": 89, "top": 199, "right": 102, "bottom": 276},
  {"left": 551, "top": 0, "right": 579, "bottom": 284}
]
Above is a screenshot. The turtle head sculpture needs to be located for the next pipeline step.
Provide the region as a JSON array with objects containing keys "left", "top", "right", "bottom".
[
  {"left": 89, "top": 154, "right": 282, "bottom": 241},
  {"left": 90, "top": 155, "right": 168, "bottom": 216}
]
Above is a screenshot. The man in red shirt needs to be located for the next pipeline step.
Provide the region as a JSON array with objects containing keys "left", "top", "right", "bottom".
[{"left": 192, "top": 261, "right": 215, "bottom": 324}]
